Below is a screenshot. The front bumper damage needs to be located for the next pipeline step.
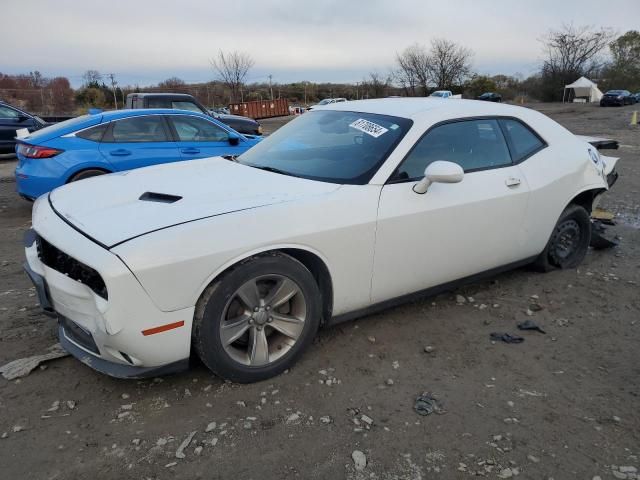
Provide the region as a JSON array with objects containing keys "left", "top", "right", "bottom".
[{"left": 23, "top": 200, "right": 194, "bottom": 379}]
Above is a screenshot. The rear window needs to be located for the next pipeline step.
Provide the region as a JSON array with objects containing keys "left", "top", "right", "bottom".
[
  {"left": 76, "top": 124, "right": 108, "bottom": 142},
  {"left": 499, "top": 119, "right": 545, "bottom": 162},
  {"left": 26, "top": 115, "right": 96, "bottom": 142}
]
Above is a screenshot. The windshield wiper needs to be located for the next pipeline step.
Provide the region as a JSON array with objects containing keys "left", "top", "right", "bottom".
[{"left": 249, "top": 165, "right": 298, "bottom": 177}]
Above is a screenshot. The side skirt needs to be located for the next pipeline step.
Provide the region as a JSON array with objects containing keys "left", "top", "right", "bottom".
[{"left": 327, "top": 255, "right": 538, "bottom": 326}]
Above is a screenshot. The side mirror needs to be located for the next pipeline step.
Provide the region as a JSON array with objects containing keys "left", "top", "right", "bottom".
[
  {"left": 228, "top": 133, "right": 240, "bottom": 146},
  {"left": 16, "top": 114, "right": 30, "bottom": 123},
  {"left": 413, "top": 160, "right": 464, "bottom": 194}
]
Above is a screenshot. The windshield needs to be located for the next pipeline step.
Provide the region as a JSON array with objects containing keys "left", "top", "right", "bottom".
[
  {"left": 238, "top": 110, "right": 412, "bottom": 184},
  {"left": 606, "top": 90, "right": 624, "bottom": 95},
  {"left": 317, "top": 99, "right": 333, "bottom": 105},
  {"left": 430, "top": 91, "right": 446, "bottom": 97}
]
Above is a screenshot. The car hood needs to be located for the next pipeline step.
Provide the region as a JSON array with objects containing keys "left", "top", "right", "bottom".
[
  {"left": 49, "top": 158, "right": 340, "bottom": 248},
  {"left": 216, "top": 113, "right": 257, "bottom": 123}
]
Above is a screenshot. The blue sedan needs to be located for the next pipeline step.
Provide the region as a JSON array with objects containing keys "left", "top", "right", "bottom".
[{"left": 15, "top": 109, "right": 261, "bottom": 200}]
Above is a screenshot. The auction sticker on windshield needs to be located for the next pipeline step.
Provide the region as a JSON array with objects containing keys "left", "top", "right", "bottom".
[{"left": 349, "top": 118, "right": 389, "bottom": 138}]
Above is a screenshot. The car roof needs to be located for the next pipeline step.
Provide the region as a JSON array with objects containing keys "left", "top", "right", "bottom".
[
  {"left": 321, "top": 98, "right": 532, "bottom": 120},
  {"left": 98, "top": 108, "right": 207, "bottom": 120},
  {"left": 127, "top": 93, "right": 193, "bottom": 98}
]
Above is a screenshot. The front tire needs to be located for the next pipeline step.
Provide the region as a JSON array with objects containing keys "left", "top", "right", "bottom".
[
  {"left": 531, "top": 204, "right": 591, "bottom": 272},
  {"left": 192, "top": 252, "right": 322, "bottom": 383}
]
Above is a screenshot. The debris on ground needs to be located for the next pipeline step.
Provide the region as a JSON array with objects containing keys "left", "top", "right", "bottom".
[
  {"left": 0, "top": 344, "right": 69, "bottom": 380},
  {"left": 352, "top": 450, "right": 367, "bottom": 471},
  {"left": 490, "top": 333, "right": 525, "bottom": 344},
  {"left": 175, "top": 431, "right": 197, "bottom": 459},
  {"left": 592, "top": 208, "right": 615, "bottom": 224},
  {"left": 517, "top": 320, "right": 547, "bottom": 334},
  {"left": 414, "top": 392, "right": 446, "bottom": 416},
  {"left": 591, "top": 220, "right": 620, "bottom": 249}
]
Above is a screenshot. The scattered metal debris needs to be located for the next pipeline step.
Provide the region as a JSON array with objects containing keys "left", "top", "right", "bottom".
[
  {"left": 517, "top": 319, "right": 546, "bottom": 334},
  {"left": 0, "top": 344, "right": 69, "bottom": 380},
  {"left": 591, "top": 220, "right": 619, "bottom": 249},
  {"left": 490, "top": 333, "right": 524, "bottom": 344},
  {"left": 414, "top": 392, "right": 446, "bottom": 416},
  {"left": 175, "top": 431, "right": 197, "bottom": 459}
]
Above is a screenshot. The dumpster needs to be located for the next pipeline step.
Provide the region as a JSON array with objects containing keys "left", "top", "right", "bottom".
[{"left": 229, "top": 98, "right": 289, "bottom": 119}]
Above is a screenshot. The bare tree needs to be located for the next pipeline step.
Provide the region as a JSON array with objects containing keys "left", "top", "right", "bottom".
[
  {"left": 427, "top": 38, "right": 473, "bottom": 89},
  {"left": 361, "top": 72, "right": 390, "bottom": 98},
  {"left": 395, "top": 44, "right": 430, "bottom": 95},
  {"left": 542, "top": 24, "right": 613, "bottom": 78},
  {"left": 82, "top": 70, "right": 102, "bottom": 87},
  {"left": 395, "top": 40, "right": 473, "bottom": 95},
  {"left": 539, "top": 24, "right": 613, "bottom": 100},
  {"left": 211, "top": 50, "right": 255, "bottom": 103},
  {"left": 157, "top": 77, "right": 186, "bottom": 90}
]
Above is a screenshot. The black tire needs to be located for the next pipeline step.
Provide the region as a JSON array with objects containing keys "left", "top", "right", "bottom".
[
  {"left": 68, "top": 168, "right": 107, "bottom": 183},
  {"left": 192, "top": 252, "right": 322, "bottom": 383},
  {"left": 531, "top": 204, "right": 591, "bottom": 272}
]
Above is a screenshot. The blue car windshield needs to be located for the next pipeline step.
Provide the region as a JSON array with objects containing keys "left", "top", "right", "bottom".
[{"left": 238, "top": 110, "right": 412, "bottom": 184}]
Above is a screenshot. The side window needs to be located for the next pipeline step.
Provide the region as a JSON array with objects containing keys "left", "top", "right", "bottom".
[
  {"left": 394, "top": 119, "right": 512, "bottom": 180},
  {"left": 76, "top": 124, "right": 108, "bottom": 142},
  {"left": 0, "top": 106, "right": 20, "bottom": 119},
  {"left": 107, "top": 116, "right": 168, "bottom": 143},
  {"left": 170, "top": 116, "right": 229, "bottom": 142},
  {"left": 499, "top": 119, "right": 545, "bottom": 162},
  {"left": 146, "top": 98, "right": 172, "bottom": 109},
  {"left": 171, "top": 101, "right": 206, "bottom": 113}
]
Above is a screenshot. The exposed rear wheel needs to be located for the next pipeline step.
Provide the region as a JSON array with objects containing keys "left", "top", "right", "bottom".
[
  {"left": 532, "top": 204, "right": 591, "bottom": 272},
  {"left": 68, "top": 169, "right": 107, "bottom": 183},
  {"left": 193, "top": 252, "right": 322, "bottom": 383}
]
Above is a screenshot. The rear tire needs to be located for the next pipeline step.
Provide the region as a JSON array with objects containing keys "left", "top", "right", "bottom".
[
  {"left": 531, "top": 204, "right": 591, "bottom": 272},
  {"left": 68, "top": 169, "right": 108, "bottom": 183},
  {"left": 192, "top": 252, "right": 322, "bottom": 383}
]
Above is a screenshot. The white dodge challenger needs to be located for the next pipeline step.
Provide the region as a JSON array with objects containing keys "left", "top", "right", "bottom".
[{"left": 24, "top": 99, "right": 619, "bottom": 382}]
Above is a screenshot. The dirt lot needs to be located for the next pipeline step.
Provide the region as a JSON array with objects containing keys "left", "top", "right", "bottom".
[{"left": 0, "top": 103, "right": 638, "bottom": 480}]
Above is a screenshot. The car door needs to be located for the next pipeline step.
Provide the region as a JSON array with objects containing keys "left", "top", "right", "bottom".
[
  {"left": 0, "top": 105, "right": 33, "bottom": 152},
  {"left": 371, "top": 118, "right": 531, "bottom": 303},
  {"left": 98, "top": 115, "right": 180, "bottom": 171},
  {"left": 167, "top": 114, "right": 241, "bottom": 160}
]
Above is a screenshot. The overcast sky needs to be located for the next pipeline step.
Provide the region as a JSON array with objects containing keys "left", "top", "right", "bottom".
[{"left": 2, "top": 0, "right": 639, "bottom": 87}]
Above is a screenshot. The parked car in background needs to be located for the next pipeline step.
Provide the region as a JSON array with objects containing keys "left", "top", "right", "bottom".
[
  {"left": 210, "top": 107, "right": 230, "bottom": 115},
  {"left": 24, "top": 98, "right": 619, "bottom": 382},
  {"left": 631, "top": 92, "right": 640, "bottom": 104},
  {"left": 477, "top": 92, "right": 502, "bottom": 102},
  {"left": 126, "top": 93, "right": 262, "bottom": 135},
  {"left": 307, "top": 98, "right": 347, "bottom": 110},
  {"left": 429, "top": 90, "right": 462, "bottom": 99},
  {"left": 600, "top": 90, "right": 634, "bottom": 106},
  {"left": 15, "top": 109, "right": 260, "bottom": 200},
  {"left": 0, "top": 102, "right": 47, "bottom": 155}
]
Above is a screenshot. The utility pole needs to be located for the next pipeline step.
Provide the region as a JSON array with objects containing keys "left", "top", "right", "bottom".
[
  {"left": 268, "top": 74, "right": 274, "bottom": 101},
  {"left": 107, "top": 73, "right": 118, "bottom": 109}
]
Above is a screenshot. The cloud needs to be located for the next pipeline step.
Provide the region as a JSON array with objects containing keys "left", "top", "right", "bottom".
[{"left": 2, "top": 0, "right": 638, "bottom": 86}]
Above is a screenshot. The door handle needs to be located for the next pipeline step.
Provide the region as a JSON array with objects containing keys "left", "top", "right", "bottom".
[
  {"left": 181, "top": 148, "right": 200, "bottom": 154},
  {"left": 109, "top": 149, "right": 131, "bottom": 156},
  {"left": 505, "top": 177, "right": 521, "bottom": 187}
]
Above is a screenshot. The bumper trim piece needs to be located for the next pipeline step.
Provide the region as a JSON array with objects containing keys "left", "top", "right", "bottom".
[
  {"left": 23, "top": 260, "right": 56, "bottom": 317},
  {"left": 58, "top": 325, "right": 190, "bottom": 379}
]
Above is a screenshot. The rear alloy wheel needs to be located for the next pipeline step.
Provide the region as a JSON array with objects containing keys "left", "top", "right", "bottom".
[
  {"left": 193, "top": 253, "right": 321, "bottom": 383},
  {"left": 532, "top": 204, "right": 591, "bottom": 271},
  {"left": 69, "top": 169, "right": 107, "bottom": 183}
]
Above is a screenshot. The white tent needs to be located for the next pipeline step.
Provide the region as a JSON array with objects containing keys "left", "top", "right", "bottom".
[{"left": 563, "top": 76, "right": 603, "bottom": 103}]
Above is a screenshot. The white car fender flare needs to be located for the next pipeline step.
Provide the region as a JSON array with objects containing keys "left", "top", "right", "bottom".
[{"left": 191, "top": 243, "right": 335, "bottom": 308}]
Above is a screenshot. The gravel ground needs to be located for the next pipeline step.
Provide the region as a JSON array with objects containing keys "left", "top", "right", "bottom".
[{"left": 0, "top": 103, "right": 638, "bottom": 480}]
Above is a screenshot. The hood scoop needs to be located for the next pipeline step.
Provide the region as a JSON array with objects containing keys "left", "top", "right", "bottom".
[{"left": 139, "top": 192, "right": 182, "bottom": 204}]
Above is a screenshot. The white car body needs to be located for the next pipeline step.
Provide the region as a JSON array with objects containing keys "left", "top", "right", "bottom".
[{"left": 24, "top": 99, "right": 618, "bottom": 378}]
